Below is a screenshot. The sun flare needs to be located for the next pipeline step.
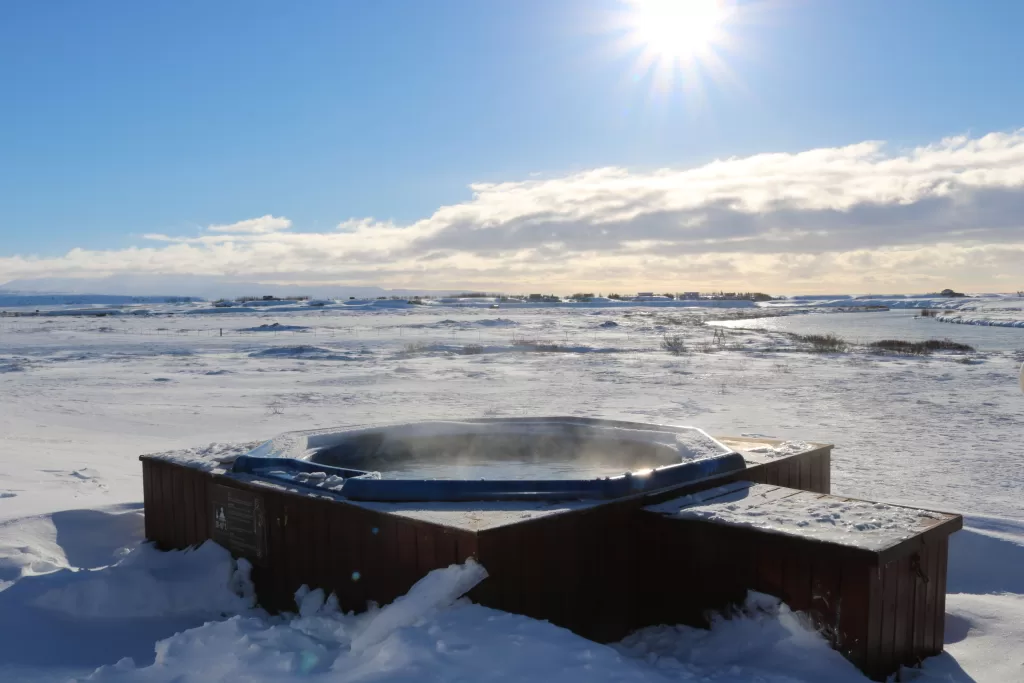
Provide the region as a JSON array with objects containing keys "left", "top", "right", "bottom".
[
  {"left": 614, "top": 0, "right": 738, "bottom": 96},
  {"left": 629, "top": 0, "right": 729, "bottom": 61}
]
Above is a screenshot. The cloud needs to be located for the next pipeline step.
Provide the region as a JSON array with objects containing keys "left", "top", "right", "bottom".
[
  {"left": 207, "top": 215, "right": 293, "bottom": 234},
  {"left": 3, "top": 131, "right": 1024, "bottom": 293}
]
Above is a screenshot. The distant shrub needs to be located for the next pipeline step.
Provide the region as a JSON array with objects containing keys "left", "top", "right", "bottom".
[
  {"left": 460, "top": 344, "right": 485, "bottom": 355},
  {"left": 919, "top": 309, "right": 937, "bottom": 317},
  {"left": 401, "top": 341, "right": 433, "bottom": 355},
  {"left": 795, "top": 333, "right": 848, "bottom": 353},
  {"left": 869, "top": 339, "right": 975, "bottom": 355},
  {"left": 661, "top": 334, "right": 688, "bottom": 355}
]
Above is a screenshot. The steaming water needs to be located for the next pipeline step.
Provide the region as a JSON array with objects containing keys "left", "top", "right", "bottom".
[
  {"left": 710, "top": 310, "right": 1024, "bottom": 352},
  {"left": 371, "top": 459, "right": 668, "bottom": 480}
]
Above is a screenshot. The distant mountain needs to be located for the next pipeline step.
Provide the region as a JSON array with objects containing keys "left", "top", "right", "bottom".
[{"left": 0, "top": 275, "right": 458, "bottom": 301}]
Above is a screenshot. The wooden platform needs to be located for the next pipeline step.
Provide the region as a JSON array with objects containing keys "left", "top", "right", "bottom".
[
  {"left": 641, "top": 481, "right": 962, "bottom": 680},
  {"left": 142, "top": 437, "right": 831, "bottom": 635},
  {"left": 137, "top": 434, "right": 966, "bottom": 680}
]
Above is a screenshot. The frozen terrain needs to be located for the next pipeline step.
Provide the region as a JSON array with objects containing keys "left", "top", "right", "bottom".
[{"left": 1, "top": 304, "right": 1023, "bottom": 681}]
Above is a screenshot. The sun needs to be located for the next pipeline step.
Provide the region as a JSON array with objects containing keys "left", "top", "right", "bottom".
[
  {"left": 629, "top": 0, "right": 729, "bottom": 61},
  {"left": 613, "top": 0, "right": 738, "bottom": 96}
]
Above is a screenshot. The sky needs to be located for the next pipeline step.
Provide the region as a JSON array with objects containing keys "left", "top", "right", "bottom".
[{"left": 2, "top": 0, "right": 1024, "bottom": 295}]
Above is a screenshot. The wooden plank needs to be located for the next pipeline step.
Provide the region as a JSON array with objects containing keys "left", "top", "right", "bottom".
[
  {"left": 181, "top": 469, "right": 197, "bottom": 547},
  {"left": 879, "top": 560, "right": 898, "bottom": 676},
  {"left": 865, "top": 564, "right": 884, "bottom": 679},
  {"left": 150, "top": 462, "right": 167, "bottom": 548},
  {"left": 798, "top": 452, "right": 813, "bottom": 492},
  {"left": 372, "top": 514, "right": 402, "bottom": 605},
  {"left": 764, "top": 460, "right": 780, "bottom": 486},
  {"left": 193, "top": 472, "right": 209, "bottom": 544},
  {"left": 169, "top": 465, "right": 186, "bottom": 549},
  {"left": 157, "top": 463, "right": 175, "bottom": 549},
  {"left": 142, "top": 461, "right": 154, "bottom": 542},
  {"left": 809, "top": 452, "right": 823, "bottom": 494},
  {"left": 810, "top": 554, "right": 842, "bottom": 642},
  {"left": 933, "top": 536, "right": 949, "bottom": 654},
  {"left": 307, "top": 499, "right": 329, "bottom": 591},
  {"left": 838, "top": 562, "right": 869, "bottom": 671},
  {"left": 774, "top": 459, "right": 790, "bottom": 487},
  {"left": 893, "top": 556, "right": 911, "bottom": 667},
  {"left": 438, "top": 529, "right": 460, "bottom": 567},
  {"left": 754, "top": 532, "right": 785, "bottom": 598},
  {"left": 822, "top": 450, "right": 831, "bottom": 494},
  {"left": 259, "top": 490, "right": 290, "bottom": 611},
  {"left": 911, "top": 548, "right": 928, "bottom": 663},
  {"left": 416, "top": 525, "right": 438, "bottom": 576},
  {"left": 344, "top": 505, "right": 370, "bottom": 611},
  {"left": 791, "top": 453, "right": 804, "bottom": 491},
  {"left": 923, "top": 539, "right": 939, "bottom": 657},
  {"left": 495, "top": 525, "right": 523, "bottom": 617},
  {"left": 743, "top": 463, "right": 768, "bottom": 484},
  {"left": 782, "top": 547, "right": 812, "bottom": 612},
  {"left": 396, "top": 520, "right": 419, "bottom": 595}
]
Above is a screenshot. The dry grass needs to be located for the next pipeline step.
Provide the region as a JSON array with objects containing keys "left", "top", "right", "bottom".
[
  {"left": 794, "top": 333, "right": 848, "bottom": 353},
  {"left": 661, "top": 334, "right": 688, "bottom": 355},
  {"left": 869, "top": 339, "right": 975, "bottom": 355}
]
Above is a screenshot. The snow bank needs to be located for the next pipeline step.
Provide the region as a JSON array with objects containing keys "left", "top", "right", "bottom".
[
  {"left": 33, "top": 541, "right": 254, "bottom": 619},
  {"left": 616, "top": 592, "right": 864, "bottom": 681},
  {"left": 936, "top": 314, "right": 1024, "bottom": 328},
  {"left": 79, "top": 560, "right": 871, "bottom": 683}
]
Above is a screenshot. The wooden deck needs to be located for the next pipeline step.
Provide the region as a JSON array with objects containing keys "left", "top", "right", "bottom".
[{"left": 136, "top": 435, "right": 963, "bottom": 679}]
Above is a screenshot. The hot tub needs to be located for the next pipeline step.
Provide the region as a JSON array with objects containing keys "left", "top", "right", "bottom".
[{"left": 232, "top": 417, "right": 746, "bottom": 502}]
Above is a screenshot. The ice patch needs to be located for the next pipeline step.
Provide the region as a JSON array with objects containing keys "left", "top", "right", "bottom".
[{"left": 349, "top": 559, "right": 488, "bottom": 652}]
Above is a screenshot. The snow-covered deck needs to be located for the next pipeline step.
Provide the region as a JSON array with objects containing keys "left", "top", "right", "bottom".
[{"left": 645, "top": 480, "right": 960, "bottom": 559}]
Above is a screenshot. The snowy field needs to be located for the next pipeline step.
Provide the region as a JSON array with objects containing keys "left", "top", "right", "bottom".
[{"left": 2, "top": 305, "right": 1023, "bottom": 682}]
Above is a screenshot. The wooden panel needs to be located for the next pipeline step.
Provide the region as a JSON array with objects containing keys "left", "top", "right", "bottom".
[
  {"left": 911, "top": 549, "right": 928, "bottom": 663},
  {"left": 181, "top": 469, "right": 197, "bottom": 547},
  {"left": 416, "top": 524, "right": 437, "bottom": 576},
  {"left": 789, "top": 454, "right": 802, "bottom": 490},
  {"left": 307, "top": 499, "right": 330, "bottom": 590},
  {"left": 822, "top": 450, "right": 831, "bottom": 494},
  {"left": 879, "top": 561, "right": 899, "bottom": 677},
  {"left": 933, "top": 536, "right": 949, "bottom": 654},
  {"left": 754, "top": 532, "right": 785, "bottom": 598},
  {"left": 837, "top": 562, "right": 870, "bottom": 671},
  {"left": 798, "top": 452, "right": 813, "bottom": 491},
  {"left": 923, "top": 538, "right": 939, "bottom": 655},
  {"left": 142, "top": 461, "right": 154, "bottom": 542},
  {"left": 371, "top": 514, "right": 402, "bottom": 605},
  {"left": 193, "top": 472, "right": 209, "bottom": 545},
  {"left": 809, "top": 453, "right": 823, "bottom": 493},
  {"left": 172, "top": 466, "right": 189, "bottom": 549},
  {"left": 396, "top": 519, "right": 419, "bottom": 595},
  {"left": 893, "top": 556, "right": 911, "bottom": 667},
  {"left": 774, "top": 459, "right": 789, "bottom": 487},
  {"left": 159, "top": 463, "right": 176, "bottom": 549},
  {"left": 782, "top": 548, "right": 812, "bottom": 612}
]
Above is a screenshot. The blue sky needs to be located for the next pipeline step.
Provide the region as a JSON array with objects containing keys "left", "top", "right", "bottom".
[{"left": 2, "top": 0, "right": 1024, "bottom": 292}]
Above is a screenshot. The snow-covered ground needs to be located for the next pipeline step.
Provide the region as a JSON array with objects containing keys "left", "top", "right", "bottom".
[
  {"left": 766, "top": 293, "right": 1024, "bottom": 328},
  {"left": 2, "top": 305, "right": 1023, "bottom": 682}
]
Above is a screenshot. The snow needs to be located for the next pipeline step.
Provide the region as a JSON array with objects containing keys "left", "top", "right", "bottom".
[
  {"left": 2, "top": 303, "right": 1024, "bottom": 681},
  {"left": 647, "top": 481, "right": 949, "bottom": 551}
]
